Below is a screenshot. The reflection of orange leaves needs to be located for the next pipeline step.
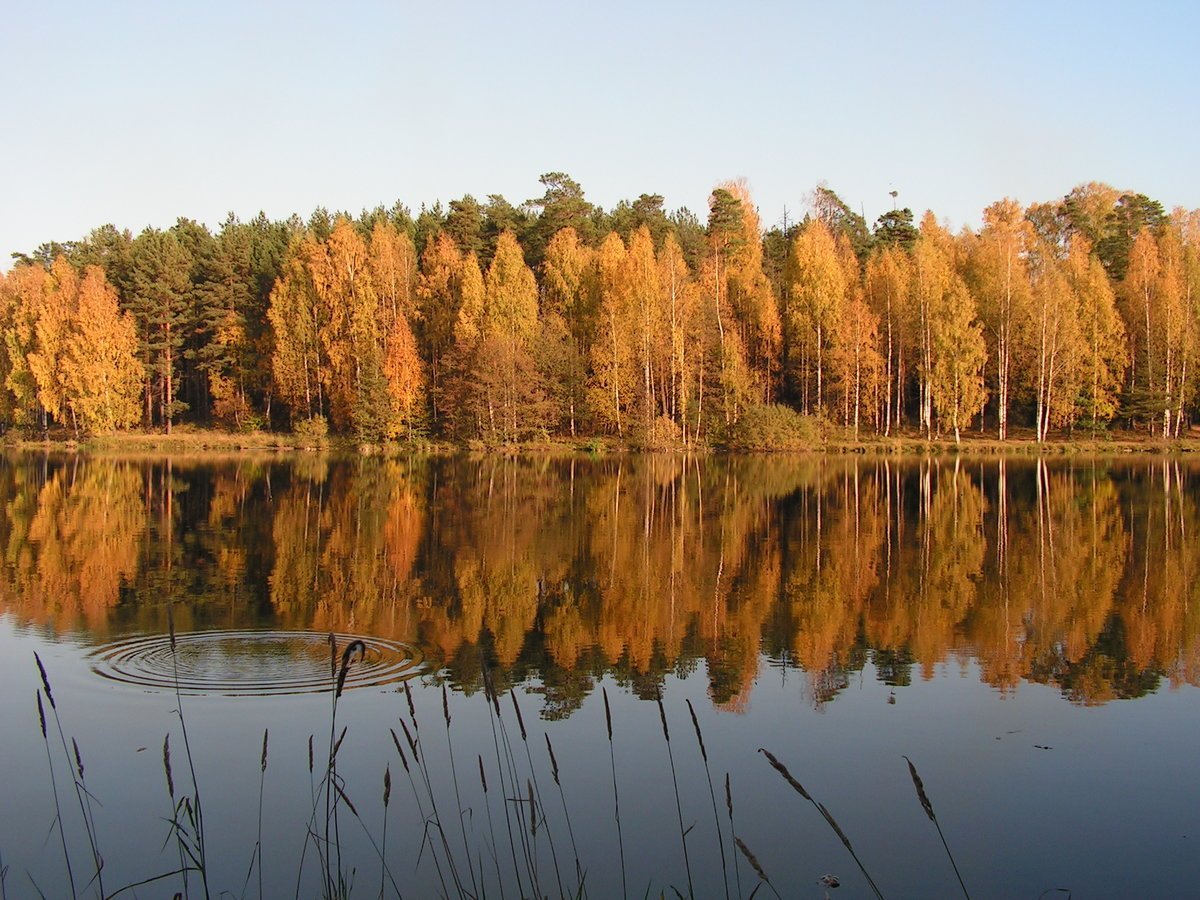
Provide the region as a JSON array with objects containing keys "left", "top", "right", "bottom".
[
  {"left": 7, "top": 454, "right": 1200, "bottom": 714},
  {"left": 14, "top": 463, "right": 144, "bottom": 630},
  {"left": 544, "top": 602, "right": 588, "bottom": 669}
]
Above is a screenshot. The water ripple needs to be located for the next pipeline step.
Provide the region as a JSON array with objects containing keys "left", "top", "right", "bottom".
[{"left": 88, "top": 630, "right": 424, "bottom": 696}]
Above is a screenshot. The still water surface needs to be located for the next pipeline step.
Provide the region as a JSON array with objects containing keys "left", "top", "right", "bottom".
[{"left": 1, "top": 452, "right": 1199, "bottom": 898}]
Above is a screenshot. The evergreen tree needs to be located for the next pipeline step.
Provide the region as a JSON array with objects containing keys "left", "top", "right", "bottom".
[{"left": 128, "top": 228, "right": 193, "bottom": 431}]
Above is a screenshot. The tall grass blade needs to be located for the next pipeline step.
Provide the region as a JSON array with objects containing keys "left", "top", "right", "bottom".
[
  {"left": 725, "top": 774, "right": 742, "bottom": 898},
  {"left": 603, "top": 687, "right": 627, "bottom": 900},
  {"left": 759, "top": 747, "right": 885, "bottom": 900},
  {"left": 167, "top": 603, "right": 209, "bottom": 900},
  {"left": 34, "top": 690, "right": 76, "bottom": 900},
  {"left": 545, "top": 733, "right": 582, "bottom": 886},
  {"left": 686, "top": 699, "right": 729, "bottom": 900},
  {"left": 34, "top": 654, "right": 104, "bottom": 898},
  {"left": 442, "top": 683, "right": 479, "bottom": 900},
  {"left": 903, "top": 756, "right": 969, "bottom": 900},
  {"left": 481, "top": 664, "right": 525, "bottom": 899},
  {"left": 511, "top": 690, "right": 565, "bottom": 898},
  {"left": 479, "top": 754, "right": 507, "bottom": 900},
  {"left": 657, "top": 692, "right": 693, "bottom": 899},
  {"left": 734, "top": 837, "right": 782, "bottom": 900}
]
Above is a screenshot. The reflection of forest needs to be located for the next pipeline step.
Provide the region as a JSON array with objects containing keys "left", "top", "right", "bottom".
[{"left": 2, "top": 453, "right": 1199, "bottom": 712}]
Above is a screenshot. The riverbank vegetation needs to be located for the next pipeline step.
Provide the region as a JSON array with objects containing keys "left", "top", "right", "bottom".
[{"left": 3, "top": 176, "right": 1198, "bottom": 449}]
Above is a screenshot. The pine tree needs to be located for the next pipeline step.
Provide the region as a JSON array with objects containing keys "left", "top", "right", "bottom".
[{"left": 128, "top": 228, "right": 193, "bottom": 431}]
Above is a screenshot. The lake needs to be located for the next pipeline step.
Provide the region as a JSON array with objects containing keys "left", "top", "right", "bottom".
[{"left": 1, "top": 452, "right": 1198, "bottom": 899}]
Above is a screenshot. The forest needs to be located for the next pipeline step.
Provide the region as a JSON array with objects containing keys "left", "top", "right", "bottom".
[{"left": 2, "top": 174, "right": 1196, "bottom": 446}]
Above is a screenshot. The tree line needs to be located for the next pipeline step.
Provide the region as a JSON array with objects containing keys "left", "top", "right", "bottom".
[{"left": 3, "top": 175, "right": 1197, "bottom": 444}]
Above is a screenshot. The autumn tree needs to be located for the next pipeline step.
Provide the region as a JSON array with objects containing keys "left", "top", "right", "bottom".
[
  {"left": 1121, "top": 228, "right": 1162, "bottom": 427},
  {"left": 1174, "top": 209, "right": 1200, "bottom": 434},
  {"left": 368, "top": 220, "right": 418, "bottom": 326},
  {"left": 703, "top": 188, "right": 757, "bottom": 433},
  {"left": 786, "top": 219, "right": 847, "bottom": 415},
  {"left": 0, "top": 263, "right": 52, "bottom": 427},
  {"left": 715, "top": 181, "right": 781, "bottom": 404},
  {"left": 27, "top": 258, "right": 79, "bottom": 427},
  {"left": 1028, "top": 247, "right": 1084, "bottom": 440},
  {"left": 189, "top": 216, "right": 264, "bottom": 428},
  {"left": 307, "top": 217, "right": 389, "bottom": 439},
  {"left": 541, "top": 227, "right": 596, "bottom": 435},
  {"left": 416, "top": 233, "right": 472, "bottom": 429},
  {"left": 448, "top": 231, "right": 543, "bottom": 441},
  {"left": 968, "top": 199, "right": 1034, "bottom": 439},
  {"left": 627, "top": 226, "right": 667, "bottom": 437},
  {"left": 657, "top": 232, "right": 699, "bottom": 444},
  {"left": 833, "top": 287, "right": 883, "bottom": 437},
  {"left": 913, "top": 213, "right": 987, "bottom": 442},
  {"left": 1066, "top": 236, "right": 1126, "bottom": 430},
  {"left": 1154, "top": 224, "right": 1194, "bottom": 437},
  {"left": 268, "top": 238, "right": 324, "bottom": 425},
  {"left": 62, "top": 267, "right": 144, "bottom": 431},
  {"left": 589, "top": 232, "right": 635, "bottom": 435},
  {"left": 865, "top": 245, "right": 912, "bottom": 433}
]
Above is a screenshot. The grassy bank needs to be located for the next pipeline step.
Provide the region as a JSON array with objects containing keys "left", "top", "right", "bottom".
[{"left": 6, "top": 424, "right": 1200, "bottom": 457}]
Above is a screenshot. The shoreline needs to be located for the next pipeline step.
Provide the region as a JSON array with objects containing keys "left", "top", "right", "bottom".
[{"left": 5, "top": 427, "right": 1200, "bottom": 457}]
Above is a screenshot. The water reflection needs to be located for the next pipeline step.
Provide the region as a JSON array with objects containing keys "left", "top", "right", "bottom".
[
  {"left": 2, "top": 452, "right": 1199, "bottom": 709},
  {"left": 88, "top": 630, "right": 424, "bottom": 695}
]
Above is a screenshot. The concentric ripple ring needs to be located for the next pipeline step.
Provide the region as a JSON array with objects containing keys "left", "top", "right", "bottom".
[{"left": 88, "top": 630, "right": 425, "bottom": 696}]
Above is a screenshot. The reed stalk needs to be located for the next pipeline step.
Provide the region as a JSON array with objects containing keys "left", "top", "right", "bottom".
[
  {"left": 511, "top": 689, "right": 566, "bottom": 899},
  {"left": 657, "top": 691, "right": 693, "bottom": 899},
  {"left": 903, "top": 756, "right": 969, "bottom": 899},
  {"left": 391, "top": 727, "right": 450, "bottom": 899},
  {"left": 544, "top": 732, "right": 583, "bottom": 886},
  {"left": 479, "top": 754, "right": 507, "bottom": 900},
  {"left": 443, "top": 683, "right": 480, "bottom": 899},
  {"left": 35, "top": 690, "right": 77, "bottom": 900},
  {"left": 758, "top": 748, "right": 885, "bottom": 900},
  {"left": 162, "top": 733, "right": 190, "bottom": 896},
  {"left": 603, "top": 687, "right": 627, "bottom": 900},
  {"left": 734, "top": 836, "right": 783, "bottom": 900},
  {"left": 482, "top": 664, "right": 529, "bottom": 898},
  {"left": 34, "top": 653, "right": 103, "bottom": 898},
  {"left": 166, "top": 603, "right": 210, "bottom": 900},
  {"left": 490, "top": 686, "right": 536, "bottom": 894},
  {"left": 686, "top": 698, "right": 729, "bottom": 900},
  {"left": 725, "top": 774, "right": 742, "bottom": 899},
  {"left": 402, "top": 681, "right": 467, "bottom": 898},
  {"left": 257, "top": 729, "right": 268, "bottom": 900},
  {"left": 379, "top": 765, "right": 390, "bottom": 900}
]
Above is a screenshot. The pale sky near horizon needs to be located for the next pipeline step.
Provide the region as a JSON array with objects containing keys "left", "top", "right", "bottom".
[{"left": 2, "top": 1, "right": 1197, "bottom": 268}]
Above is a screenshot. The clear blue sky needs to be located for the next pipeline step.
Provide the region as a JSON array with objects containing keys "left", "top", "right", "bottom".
[{"left": 2, "top": 0, "right": 1197, "bottom": 268}]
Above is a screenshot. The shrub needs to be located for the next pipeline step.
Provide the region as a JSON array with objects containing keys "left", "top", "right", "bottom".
[
  {"left": 726, "top": 404, "right": 819, "bottom": 451},
  {"left": 635, "top": 415, "right": 684, "bottom": 450},
  {"left": 293, "top": 415, "right": 329, "bottom": 439}
]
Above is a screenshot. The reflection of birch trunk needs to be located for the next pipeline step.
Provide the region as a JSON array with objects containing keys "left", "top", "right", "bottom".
[{"left": 1162, "top": 458, "right": 1171, "bottom": 556}]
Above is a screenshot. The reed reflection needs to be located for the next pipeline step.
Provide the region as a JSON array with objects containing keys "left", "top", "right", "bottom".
[{"left": 1, "top": 452, "right": 1199, "bottom": 710}]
